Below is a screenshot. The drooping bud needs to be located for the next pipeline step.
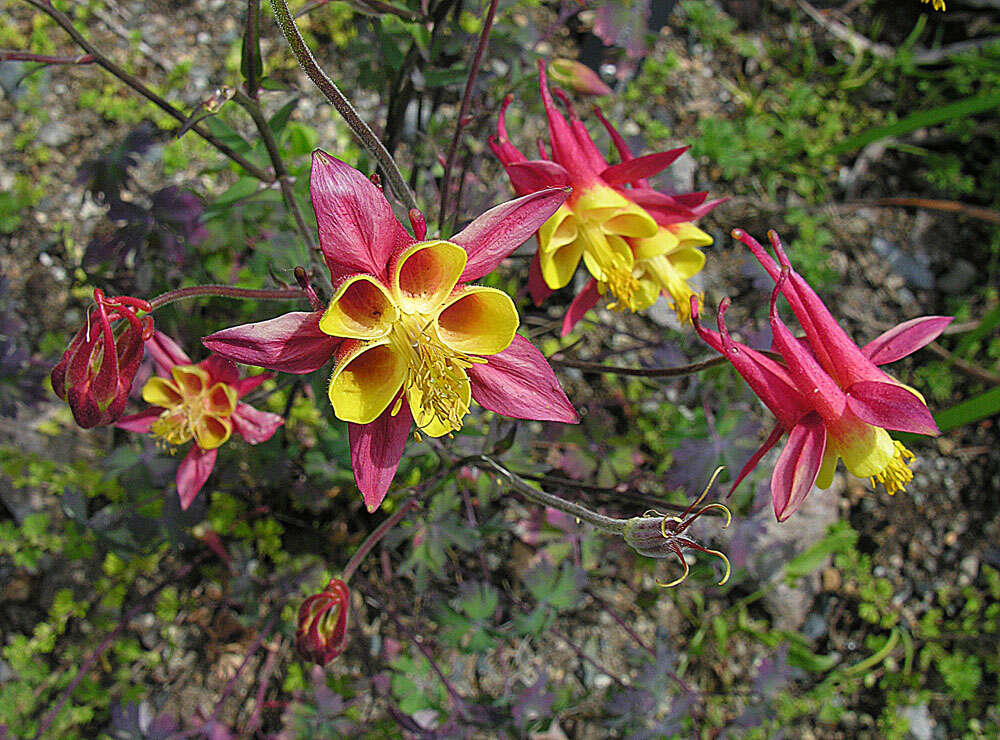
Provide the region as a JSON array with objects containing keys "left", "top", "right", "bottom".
[
  {"left": 51, "top": 289, "right": 153, "bottom": 428},
  {"left": 547, "top": 59, "right": 613, "bottom": 97},
  {"left": 623, "top": 467, "right": 732, "bottom": 587},
  {"left": 296, "top": 578, "right": 350, "bottom": 666}
]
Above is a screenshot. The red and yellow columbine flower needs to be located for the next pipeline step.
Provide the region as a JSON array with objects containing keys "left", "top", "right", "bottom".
[
  {"left": 204, "top": 151, "right": 578, "bottom": 512},
  {"left": 51, "top": 289, "right": 153, "bottom": 428},
  {"left": 691, "top": 230, "right": 950, "bottom": 521},
  {"left": 116, "top": 332, "right": 284, "bottom": 509},
  {"left": 296, "top": 578, "right": 350, "bottom": 666},
  {"left": 490, "top": 61, "right": 724, "bottom": 335}
]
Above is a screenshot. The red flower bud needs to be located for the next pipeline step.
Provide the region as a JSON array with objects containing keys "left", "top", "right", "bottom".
[
  {"left": 547, "top": 58, "right": 612, "bottom": 97},
  {"left": 296, "top": 578, "right": 350, "bottom": 666},
  {"left": 51, "top": 289, "right": 153, "bottom": 428}
]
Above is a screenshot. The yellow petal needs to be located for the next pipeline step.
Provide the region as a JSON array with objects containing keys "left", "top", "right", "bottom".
[
  {"left": 320, "top": 275, "right": 398, "bottom": 340},
  {"left": 407, "top": 373, "right": 471, "bottom": 438},
  {"left": 575, "top": 185, "right": 658, "bottom": 239},
  {"left": 171, "top": 365, "right": 211, "bottom": 398},
  {"left": 815, "top": 448, "right": 838, "bottom": 489},
  {"left": 538, "top": 204, "right": 579, "bottom": 256},
  {"left": 195, "top": 414, "right": 233, "bottom": 450},
  {"left": 580, "top": 228, "right": 633, "bottom": 284},
  {"left": 142, "top": 376, "right": 184, "bottom": 408},
  {"left": 204, "top": 382, "right": 238, "bottom": 417},
  {"left": 668, "top": 247, "right": 706, "bottom": 279},
  {"left": 436, "top": 287, "right": 518, "bottom": 356},
  {"left": 668, "top": 222, "right": 713, "bottom": 249},
  {"left": 631, "top": 228, "right": 680, "bottom": 261},
  {"left": 328, "top": 342, "right": 407, "bottom": 424},
  {"left": 393, "top": 240, "right": 467, "bottom": 315}
]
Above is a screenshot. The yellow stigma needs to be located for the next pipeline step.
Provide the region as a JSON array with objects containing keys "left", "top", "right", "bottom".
[
  {"left": 391, "top": 315, "right": 480, "bottom": 437},
  {"left": 869, "top": 440, "right": 916, "bottom": 495},
  {"left": 143, "top": 365, "right": 237, "bottom": 450}
]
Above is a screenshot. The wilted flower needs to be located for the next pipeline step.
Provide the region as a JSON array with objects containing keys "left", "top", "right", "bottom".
[
  {"left": 547, "top": 58, "right": 612, "bottom": 97},
  {"left": 116, "top": 332, "right": 284, "bottom": 509},
  {"left": 204, "top": 151, "right": 578, "bottom": 512},
  {"left": 296, "top": 578, "right": 350, "bottom": 666},
  {"left": 51, "top": 289, "right": 153, "bottom": 428},
  {"left": 490, "top": 61, "right": 723, "bottom": 334},
  {"left": 692, "top": 231, "right": 950, "bottom": 520},
  {"left": 623, "top": 467, "right": 731, "bottom": 586}
]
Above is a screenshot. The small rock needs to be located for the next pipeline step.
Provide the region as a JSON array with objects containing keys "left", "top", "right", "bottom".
[
  {"left": 899, "top": 703, "right": 933, "bottom": 740},
  {"left": 871, "top": 237, "right": 935, "bottom": 290},
  {"left": 36, "top": 121, "right": 75, "bottom": 148},
  {"left": 960, "top": 555, "right": 979, "bottom": 579},
  {"left": 821, "top": 567, "right": 841, "bottom": 592}
]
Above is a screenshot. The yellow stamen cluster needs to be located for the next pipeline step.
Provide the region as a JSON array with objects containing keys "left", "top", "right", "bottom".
[
  {"left": 921, "top": 0, "right": 945, "bottom": 10},
  {"left": 143, "top": 365, "right": 237, "bottom": 451},
  {"left": 602, "top": 255, "right": 643, "bottom": 313},
  {"left": 870, "top": 440, "right": 916, "bottom": 495}
]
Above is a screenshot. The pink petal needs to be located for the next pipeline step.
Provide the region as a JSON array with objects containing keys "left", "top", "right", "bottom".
[
  {"left": 231, "top": 372, "right": 274, "bottom": 398},
  {"left": 690, "top": 197, "right": 727, "bottom": 219},
  {"left": 771, "top": 412, "right": 826, "bottom": 522},
  {"left": 455, "top": 189, "right": 571, "bottom": 282},
  {"left": 116, "top": 407, "right": 162, "bottom": 433},
  {"left": 468, "top": 335, "right": 578, "bottom": 423},
  {"left": 728, "top": 423, "right": 785, "bottom": 497},
  {"left": 528, "top": 251, "right": 554, "bottom": 306},
  {"left": 489, "top": 94, "right": 528, "bottom": 167},
  {"left": 232, "top": 402, "right": 285, "bottom": 444},
  {"left": 552, "top": 86, "right": 609, "bottom": 176},
  {"left": 600, "top": 147, "right": 689, "bottom": 187},
  {"left": 349, "top": 403, "right": 413, "bottom": 513},
  {"left": 176, "top": 445, "right": 218, "bottom": 510},
  {"left": 537, "top": 61, "right": 600, "bottom": 182},
  {"left": 625, "top": 187, "right": 697, "bottom": 223},
  {"left": 671, "top": 191, "right": 709, "bottom": 208},
  {"left": 592, "top": 104, "right": 636, "bottom": 164},
  {"left": 199, "top": 355, "right": 239, "bottom": 385},
  {"left": 862, "top": 316, "right": 953, "bottom": 365},
  {"left": 147, "top": 331, "right": 191, "bottom": 376},
  {"left": 561, "top": 279, "right": 601, "bottom": 336},
  {"left": 502, "top": 160, "right": 572, "bottom": 197},
  {"left": 310, "top": 150, "right": 413, "bottom": 281},
  {"left": 846, "top": 380, "right": 940, "bottom": 436},
  {"left": 203, "top": 311, "right": 340, "bottom": 374}
]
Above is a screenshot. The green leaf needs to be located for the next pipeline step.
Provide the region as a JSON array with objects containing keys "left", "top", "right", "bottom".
[
  {"left": 829, "top": 89, "right": 1000, "bottom": 155},
  {"left": 268, "top": 97, "right": 299, "bottom": 138},
  {"left": 208, "top": 177, "right": 261, "bottom": 209},
  {"left": 933, "top": 386, "right": 1000, "bottom": 432},
  {"left": 784, "top": 521, "right": 858, "bottom": 580}
]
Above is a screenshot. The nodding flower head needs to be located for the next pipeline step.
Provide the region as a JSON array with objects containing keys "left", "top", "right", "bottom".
[
  {"left": 51, "top": 289, "right": 153, "bottom": 429},
  {"left": 296, "top": 578, "right": 350, "bottom": 666},
  {"left": 623, "top": 467, "right": 732, "bottom": 587}
]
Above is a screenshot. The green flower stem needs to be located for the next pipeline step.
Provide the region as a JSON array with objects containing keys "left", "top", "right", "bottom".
[
  {"left": 22, "top": 0, "right": 271, "bottom": 182},
  {"left": 148, "top": 285, "right": 307, "bottom": 311},
  {"left": 244, "top": 0, "right": 262, "bottom": 100},
  {"left": 549, "top": 354, "right": 730, "bottom": 378},
  {"left": 269, "top": 0, "right": 418, "bottom": 212},
  {"left": 476, "top": 455, "right": 626, "bottom": 535},
  {"left": 342, "top": 497, "right": 420, "bottom": 583}
]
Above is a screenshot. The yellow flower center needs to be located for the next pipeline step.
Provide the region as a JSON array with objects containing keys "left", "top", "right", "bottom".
[
  {"left": 141, "top": 364, "right": 237, "bottom": 450},
  {"left": 321, "top": 241, "right": 519, "bottom": 437},
  {"left": 869, "top": 440, "right": 916, "bottom": 495}
]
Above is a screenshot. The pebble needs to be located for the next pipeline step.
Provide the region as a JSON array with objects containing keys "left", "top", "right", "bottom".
[{"left": 36, "top": 121, "right": 75, "bottom": 148}]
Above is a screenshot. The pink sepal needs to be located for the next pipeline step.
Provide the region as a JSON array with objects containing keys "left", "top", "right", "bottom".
[
  {"left": 600, "top": 147, "right": 689, "bottom": 187},
  {"left": 176, "top": 445, "right": 217, "bottom": 510},
  {"left": 862, "top": 316, "right": 953, "bottom": 366},
  {"left": 232, "top": 403, "right": 285, "bottom": 444},
  {"left": 455, "top": 188, "right": 571, "bottom": 282},
  {"left": 728, "top": 423, "right": 785, "bottom": 497},
  {"left": 561, "top": 279, "right": 601, "bottom": 336},
  {"left": 231, "top": 372, "right": 274, "bottom": 399},
  {"left": 147, "top": 331, "right": 191, "bottom": 377},
  {"left": 846, "top": 381, "right": 940, "bottom": 436},
  {"left": 771, "top": 412, "right": 826, "bottom": 522},
  {"left": 489, "top": 95, "right": 528, "bottom": 167},
  {"left": 624, "top": 188, "right": 697, "bottom": 223},
  {"left": 467, "top": 335, "right": 578, "bottom": 423},
  {"left": 116, "top": 407, "right": 162, "bottom": 433},
  {"left": 203, "top": 311, "right": 340, "bottom": 374},
  {"left": 502, "top": 161, "right": 571, "bottom": 197},
  {"left": 537, "top": 61, "right": 598, "bottom": 182},
  {"left": 528, "top": 251, "right": 555, "bottom": 306},
  {"left": 309, "top": 150, "right": 413, "bottom": 282},
  {"left": 199, "top": 355, "right": 239, "bottom": 385},
  {"left": 349, "top": 403, "right": 413, "bottom": 513}
]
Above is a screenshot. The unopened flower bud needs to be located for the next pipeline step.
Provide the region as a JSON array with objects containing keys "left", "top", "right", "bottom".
[
  {"left": 548, "top": 59, "right": 612, "bottom": 97},
  {"left": 296, "top": 578, "right": 350, "bottom": 666},
  {"left": 51, "top": 289, "right": 153, "bottom": 428}
]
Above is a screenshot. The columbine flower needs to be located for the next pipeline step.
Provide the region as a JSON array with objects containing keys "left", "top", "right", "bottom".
[
  {"left": 204, "top": 151, "right": 578, "bottom": 512},
  {"left": 490, "top": 61, "right": 723, "bottom": 334},
  {"left": 692, "top": 238, "right": 948, "bottom": 520},
  {"left": 51, "top": 289, "right": 153, "bottom": 428},
  {"left": 116, "top": 332, "right": 284, "bottom": 509},
  {"left": 921, "top": 0, "right": 945, "bottom": 10},
  {"left": 296, "top": 578, "right": 350, "bottom": 666}
]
